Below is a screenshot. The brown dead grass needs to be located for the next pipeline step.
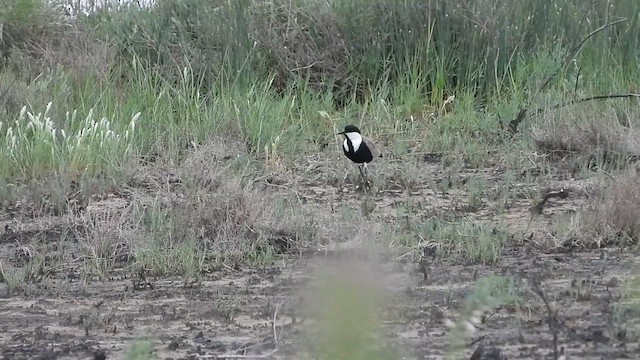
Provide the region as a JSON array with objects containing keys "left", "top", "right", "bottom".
[
  {"left": 76, "top": 137, "right": 321, "bottom": 276},
  {"left": 180, "top": 136, "right": 249, "bottom": 190},
  {"left": 532, "top": 106, "right": 640, "bottom": 246},
  {"left": 1, "top": 1, "right": 112, "bottom": 79},
  {"left": 585, "top": 168, "right": 640, "bottom": 246},
  {"left": 554, "top": 167, "right": 640, "bottom": 249},
  {"left": 250, "top": 0, "right": 349, "bottom": 93},
  {"left": 177, "top": 138, "right": 320, "bottom": 260},
  {"left": 532, "top": 108, "right": 640, "bottom": 163}
]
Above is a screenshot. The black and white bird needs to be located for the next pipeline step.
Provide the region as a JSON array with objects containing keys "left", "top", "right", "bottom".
[{"left": 337, "top": 124, "right": 382, "bottom": 188}]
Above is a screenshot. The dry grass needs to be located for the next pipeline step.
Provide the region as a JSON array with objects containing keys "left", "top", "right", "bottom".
[
  {"left": 0, "top": 0, "right": 70, "bottom": 58},
  {"left": 75, "top": 137, "right": 321, "bottom": 278},
  {"left": 532, "top": 107, "right": 640, "bottom": 163},
  {"left": 586, "top": 168, "right": 640, "bottom": 246},
  {"left": 527, "top": 104, "right": 640, "bottom": 249},
  {"left": 551, "top": 167, "right": 640, "bottom": 249},
  {"left": 251, "top": 0, "right": 349, "bottom": 94},
  {"left": 1, "top": 1, "right": 112, "bottom": 79}
]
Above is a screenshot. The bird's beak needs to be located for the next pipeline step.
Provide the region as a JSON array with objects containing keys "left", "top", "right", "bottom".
[{"left": 336, "top": 131, "right": 345, "bottom": 135}]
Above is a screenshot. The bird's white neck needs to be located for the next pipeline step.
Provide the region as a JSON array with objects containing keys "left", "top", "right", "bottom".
[{"left": 343, "top": 132, "right": 362, "bottom": 152}]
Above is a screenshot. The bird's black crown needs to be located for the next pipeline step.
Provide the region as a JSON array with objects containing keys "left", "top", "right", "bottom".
[{"left": 341, "top": 124, "right": 361, "bottom": 134}]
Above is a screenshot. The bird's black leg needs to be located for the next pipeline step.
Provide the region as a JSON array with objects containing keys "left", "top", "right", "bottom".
[
  {"left": 357, "top": 164, "right": 366, "bottom": 181},
  {"left": 358, "top": 165, "right": 367, "bottom": 185},
  {"left": 358, "top": 164, "right": 372, "bottom": 192}
]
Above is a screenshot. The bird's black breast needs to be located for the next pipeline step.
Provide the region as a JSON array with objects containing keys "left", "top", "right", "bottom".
[{"left": 343, "top": 140, "right": 373, "bottom": 164}]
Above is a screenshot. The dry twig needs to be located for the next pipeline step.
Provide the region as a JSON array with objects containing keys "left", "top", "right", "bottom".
[
  {"left": 531, "top": 188, "right": 570, "bottom": 215},
  {"left": 531, "top": 278, "right": 565, "bottom": 360},
  {"left": 272, "top": 303, "right": 280, "bottom": 344}
]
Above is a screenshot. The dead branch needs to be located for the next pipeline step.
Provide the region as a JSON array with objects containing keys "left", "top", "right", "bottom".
[
  {"left": 0, "top": 77, "right": 17, "bottom": 104},
  {"left": 509, "top": 17, "right": 628, "bottom": 133},
  {"left": 531, "top": 188, "right": 570, "bottom": 215},
  {"left": 531, "top": 278, "right": 564, "bottom": 360},
  {"left": 196, "top": 349, "right": 278, "bottom": 359},
  {"left": 530, "top": 93, "right": 640, "bottom": 118},
  {"left": 467, "top": 334, "right": 488, "bottom": 348},
  {"left": 469, "top": 343, "right": 506, "bottom": 360},
  {"left": 272, "top": 302, "right": 280, "bottom": 344}
]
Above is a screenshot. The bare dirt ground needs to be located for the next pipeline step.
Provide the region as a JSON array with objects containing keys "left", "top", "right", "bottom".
[{"left": 1, "top": 154, "right": 639, "bottom": 360}]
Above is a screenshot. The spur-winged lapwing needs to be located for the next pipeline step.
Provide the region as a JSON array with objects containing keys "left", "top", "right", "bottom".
[{"left": 337, "top": 124, "right": 382, "bottom": 189}]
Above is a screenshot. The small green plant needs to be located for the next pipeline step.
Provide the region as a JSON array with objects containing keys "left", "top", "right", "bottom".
[
  {"left": 0, "top": 260, "right": 26, "bottom": 295},
  {"left": 460, "top": 141, "right": 491, "bottom": 167},
  {"left": 305, "top": 264, "right": 398, "bottom": 360},
  {"left": 131, "top": 239, "right": 209, "bottom": 281},
  {"left": 388, "top": 213, "right": 508, "bottom": 265},
  {"left": 446, "top": 275, "right": 522, "bottom": 359},
  {"left": 420, "top": 219, "right": 508, "bottom": 265},
  {"left": 465, "top": 178, "right": 487, "bottom": 211},
  {"left": 126, "top": 339, "right": 155, "bottom": 360},
  {"left": 0, "top": 244, "right": 57, "bottom": 295},
  {"left": 490, "top": 168, "right": 519, "bottom": 213},
  {"left": 611, "top": 270, "right": 640, "bottom": 340}
]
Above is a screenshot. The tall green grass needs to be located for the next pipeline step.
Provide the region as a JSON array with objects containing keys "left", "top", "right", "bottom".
[
  {"left": 81, "top": 0, "right": 640, "bottom": 100},
  {"left": 0, "top": 101, "right": 139, "bottom": 182}
]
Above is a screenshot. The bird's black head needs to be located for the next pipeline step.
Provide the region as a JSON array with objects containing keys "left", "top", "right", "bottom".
[{"left": 338, "top": 124, "right": 361, "bottom": 135}]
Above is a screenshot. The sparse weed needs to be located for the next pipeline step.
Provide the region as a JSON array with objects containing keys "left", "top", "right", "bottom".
[
  {"left": 460, "top": 141, "right": 492, "bottom": 168},
  {"left": 491, "top": 169, "right": 520, "bottom": 212},
  {"left": 0, "top": 260, "right": 27, "bottom": 295},
  {"left": 392, "top": 198, "right": 427, "bottom": 230},
  {"left": 304, "top": 263, "right": 399, "bottom": 360},
  {"left": 0, "top": 247, "right": 55, "bottom": 295},
  {"left": 547, "top": 211, "right": 586, "bottom": 249},
  {"left": 446, "top": 274, "right": 522, "bottom": 359},
  {"left": 132, "top": 239, "right": 208, "bottom": 282},
  {"left": 79, "top": 216, "right": 132, "bottom": 280},
  {"left": 612, "top": 269, "right": 640, "bottom": 340},
  {"left": 380, "top": 161, "right": 421, "bottom": 193},
  {"left": 125, "top": 339, "right": 155, "bottom": 360},
  {"left": 432, "top": 164, "right": 465, "bottom": 195},
  {"left": 568, "top": 277, "right": 595, "bottom": 302},
  {"left": 360, "top": 196, "right": 377, "bottom": 217},
  {"left": 391, "top": 215, "right": 507, "bottom": 265},
  {"left": 543, "top": 167, "right": 640, "bottom": 250},
  {"left": 425, "top": 220, "right": 508, "bottom": 265},
  {"left": 465, "top": 178, "right": 487, "bottom": 211},
  {"left": 128, "top": 164, "right": 319, "bottom": 274}
]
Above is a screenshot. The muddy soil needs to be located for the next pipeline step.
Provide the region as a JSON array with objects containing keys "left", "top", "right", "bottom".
[{"left": 1, "top": 158, "right": 639, "bottom": 359}]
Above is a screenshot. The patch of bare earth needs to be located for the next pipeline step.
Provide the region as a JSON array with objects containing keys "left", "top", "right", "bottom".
[{"left": 1, "top": 147, "right": 639, "bottom": 359}]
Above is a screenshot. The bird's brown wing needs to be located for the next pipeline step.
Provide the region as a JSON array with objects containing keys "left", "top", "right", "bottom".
[{"left": 362, "top": 135, "right": 382, "bottom": 158}]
